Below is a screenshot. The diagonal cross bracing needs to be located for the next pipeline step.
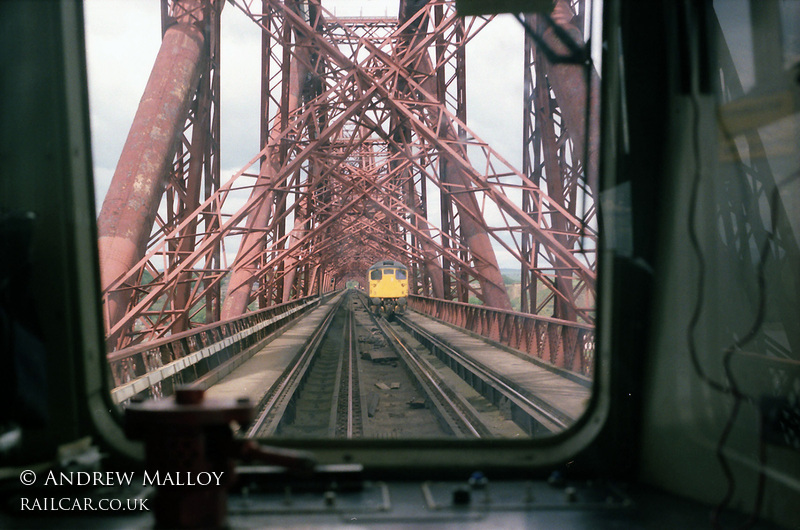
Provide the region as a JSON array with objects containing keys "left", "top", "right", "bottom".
[{"left": 100, "top": 0, "right": 597, "bottom": 351}]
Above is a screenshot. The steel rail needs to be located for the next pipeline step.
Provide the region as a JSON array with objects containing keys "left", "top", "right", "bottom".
[
  {"left": 345, "top": 303, "right": 361, "bottom": 437},
  {"left": 246, "top": 296, "right": 345, "bottom": 438},
  {"left": 355, "top": 295, "right": 490, "bottom": 438},
  {"left": 332, "top": 301, "right": 361, "bottom": 438},
  {"left": 345, "top": 306, "right": 354, "bottom": 437},
  {"left": 396, "top": 314, "right": 570, "bottom": 433},
  {"left": 375, "top": 317, "right": 488, "bottom": 438}
]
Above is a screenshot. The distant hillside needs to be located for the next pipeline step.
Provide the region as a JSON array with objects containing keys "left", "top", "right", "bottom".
[{"left": 500, "top": 268, "right": 520, "bottom": 282}]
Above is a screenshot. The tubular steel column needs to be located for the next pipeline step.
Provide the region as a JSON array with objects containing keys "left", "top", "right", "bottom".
[
  {"left": 100, "top": 0, "right": 599, "bottom": 352},
  {"left": 97, "top": 0, "right": 217, "bottom": 348}
]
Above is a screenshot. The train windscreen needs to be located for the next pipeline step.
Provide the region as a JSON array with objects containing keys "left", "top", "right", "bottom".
[{"left": 85, "top": 0, "right": 603, "bottom": 447}]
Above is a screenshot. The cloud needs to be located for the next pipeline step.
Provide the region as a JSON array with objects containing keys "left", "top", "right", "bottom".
[
  {"left": 219, "top": 8, "right": 262, "bottom": 170},
  {"left": 84, "top": 0, "right": 161, "bottom": 194},
  {"left": 92, "top": 167, "right": 114, "bottom": 211},
  {"left": 465, "top": 15, "right": 523, "bottom": 171},
  {"left": 84, "top": 2, "right": 532, "bottom": 273},
  {"left": 84, "top": 0, "right": 265, "bottom": 213}
]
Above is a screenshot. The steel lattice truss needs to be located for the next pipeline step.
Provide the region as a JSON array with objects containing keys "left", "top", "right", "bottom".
[
  {"left": 98, "top": 0, "right": 598, "bottom": 351},
  {"left": 158, "top": 0, "right": 223, "bottom": 330},
  {"left": 521, "top": 0, "right": 599, "bottom": 321}
]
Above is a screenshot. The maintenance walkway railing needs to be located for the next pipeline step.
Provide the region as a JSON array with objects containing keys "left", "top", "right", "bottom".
[
  {"left": 408, "top": 295, "right": 595, "bottom": 377},
  {"left": 107, "top": 292, "right": 594, "bottom": 405},
  {"left": 108, "top": 295, "right": 327, "bottom": 404}
]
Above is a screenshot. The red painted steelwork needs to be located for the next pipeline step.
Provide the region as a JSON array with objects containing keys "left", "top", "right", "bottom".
[
  {"left": 543, "top": 1, "right": 601, "bottom": 195},
  {"left": 168, "top": 0, "right": 223, "bottom": 334},
  {"left": 97, "top": 0, "right": 212, "bottom": 346},
  {"left": 221, "top": 26, "right": 313, "bottom": 316},
  {"left": 99, "top": 0, "right": 598, "bottom": 353},
  {"left": 408, "top": 295, "right": 595, "bottom": 377},
  {"left": 521, "top": 1, "right": 599, "bottom": 321},
  {"left": 109, "top": 295, "right": 323, "bottom": 401},
  {"left": 398, "top": 3, "right": 511, "bottom": 310}
]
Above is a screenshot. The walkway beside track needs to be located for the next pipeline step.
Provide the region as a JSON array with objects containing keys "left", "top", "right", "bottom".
[
  {"left": 203, "top": 292, "right": 345, "bottom": 405},
  {"left": 203, "top": 294, "right": 590, "bottom": 428},
  {"left": 400, "top": 310, "right": 591, "bottom": 424}
]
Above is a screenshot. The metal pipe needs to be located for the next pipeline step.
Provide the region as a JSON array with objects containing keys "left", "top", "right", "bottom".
[{"left": 97, "top": 1, "right": 207, "bottom": 336}]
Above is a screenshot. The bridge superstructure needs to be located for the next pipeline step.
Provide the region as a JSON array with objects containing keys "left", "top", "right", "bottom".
[{"left": 96, "top": 0, "right": 599, "bottom": 389}]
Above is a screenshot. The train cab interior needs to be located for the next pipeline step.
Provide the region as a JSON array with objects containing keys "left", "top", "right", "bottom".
[{"left": 1, "top": 0, "right": 799, "bottom": 528}]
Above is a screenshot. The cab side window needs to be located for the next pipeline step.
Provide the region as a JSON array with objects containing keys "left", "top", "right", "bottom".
[
  {"left": 396, "top": 269, "right": 407, "bottom": 280},
  {"left": 370, "top": 269, "right": 382, "bottom": 280}
]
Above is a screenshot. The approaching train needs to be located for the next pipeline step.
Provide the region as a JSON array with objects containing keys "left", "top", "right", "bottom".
[{"left": 367, "top": 260, "right": 408, "bottom": 315}]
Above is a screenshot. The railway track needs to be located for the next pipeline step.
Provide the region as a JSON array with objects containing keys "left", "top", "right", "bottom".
[
  {"left": 366, "top": 307, "right": 492, "bottom": 438},
  {"left": 393, "top": 314, "right": 570, "bottom": 434},
  {"left": 245, "top": 294, "right": 375, "bottom": 438},
  {"left": 246, "top": 296, "right": 346, "bottom": 438},
  {"left": 332, "top": 303, "right": 361, "bottom": 437},
  {"left": 245, "top": 290, "right": 575, "bottom": 439}
]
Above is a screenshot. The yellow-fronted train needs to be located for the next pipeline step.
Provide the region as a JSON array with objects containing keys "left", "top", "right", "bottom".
[{"left": 367, "top": 260, "right": 408, "bottom": 317}]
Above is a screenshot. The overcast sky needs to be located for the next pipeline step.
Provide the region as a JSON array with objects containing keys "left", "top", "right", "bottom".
[
  {"left": 83, "top": 1, "right": 539, "bottom": 271},
  {"left": 83, "top": 0, "right": 524, "bottom": 209}
]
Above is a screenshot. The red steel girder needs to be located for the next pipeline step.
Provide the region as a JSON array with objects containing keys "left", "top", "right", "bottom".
[
  {"left": 98, "top": 0, "right": 223, "bottom": 349},
  {"left": 231, "top": 1, "right": 511, "bottom": 309},
  {"left": 263, "top": 1, "right": 597, "bottom": 309},
  {"left": 100, "top": 0, "right": 599, "bottom": 351},
  {"left": 521, "top": 0, "right": 599, "bottom": 320}
]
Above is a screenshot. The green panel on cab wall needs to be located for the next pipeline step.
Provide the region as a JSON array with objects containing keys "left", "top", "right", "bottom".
[{"left": 455, "top": 0, "right": 553, "bottom": 16}]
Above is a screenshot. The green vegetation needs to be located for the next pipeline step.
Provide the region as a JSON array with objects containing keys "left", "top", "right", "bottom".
[{"left": 499, "top": 268, "right": 521, "bottom": 282}]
